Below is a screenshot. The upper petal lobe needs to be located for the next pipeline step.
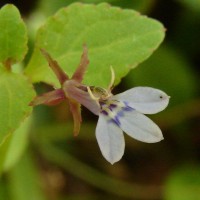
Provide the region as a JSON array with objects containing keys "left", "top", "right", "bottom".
[{"left": 112, "top": 87, "right": 169, "bottom": 114}]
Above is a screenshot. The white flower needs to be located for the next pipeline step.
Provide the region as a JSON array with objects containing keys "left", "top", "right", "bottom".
[
  {"left": 31, "top": 47, "right": 170, "bottom": 164},
  {"left": 94, "top": 87, "right": 170, "bottom": 164}
]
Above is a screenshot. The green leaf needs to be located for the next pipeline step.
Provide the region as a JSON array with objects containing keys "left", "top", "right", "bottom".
[
  {"left": 0, "top": 117, "right": 32, "bottom": 174},
  {"left": 0, "top": 70, "right": 35, "bottom": 144},
  {"left": 25, "top": 3, "right": 165, "bottom": 88},
  {"left": 164, "top": 165, "right": 200, "bottom": 200},
  {"left": 0, "top": 4, "right": 28, "bottom": 65}
]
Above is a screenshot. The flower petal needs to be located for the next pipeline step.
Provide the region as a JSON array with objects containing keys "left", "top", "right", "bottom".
[
  {"left": 112, "top": 87, "right": 169, "bottom": 114},
  {"left": 96, "top": 114, "right": 125, "bottom": 164},
  {"left": 119, "top": 110, "right": 164, "bottom": 143}
]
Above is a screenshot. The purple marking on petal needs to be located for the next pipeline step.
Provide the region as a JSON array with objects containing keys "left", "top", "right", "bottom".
[
  {"left": 109, "top": 104, "right": 117, "bottom": 111},
  {"left": 117, "top": 110, "right": 124, "bottom": 117},
  {"left": 101, "top": 110, "right": 108, "bottom": 116},
  {"left": 100, "top": 100, "right": 134, "bottom": 128},
  {"left": 123, "top": 101, "right": 134, "bottom": 111},
  {"left": 123, "top": 106, "right": 134, "bottom": 112},
  {"left": 110, "top": 117, "right": 121, "bottom": 126},
  {"left": 123, "top": 101, "right": 128, "bottom": 105},
  {"left": 100, "top": 101, "right": 106, "bottom": 106},
  {"left": 112, "top": 105, "right": 134, "bottom": 126},
  {"left": 114, "top": 116, "right": 121, "bottom": 126}
]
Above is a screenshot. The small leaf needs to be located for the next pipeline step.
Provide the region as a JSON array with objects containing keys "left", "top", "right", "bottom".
[
  {"left": 25, "top": 3, "right": 165, "bottom": 88},
  {"left": 0, "top": 70, "right": 35, "bottom": 144},
  {"left": 0, "top": 4, "right": 28, "bottom": 65}
]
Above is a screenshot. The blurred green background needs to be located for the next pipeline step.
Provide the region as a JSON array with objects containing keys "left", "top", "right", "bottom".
[{"left": 0, "top": 0, "right": 200, "bottom": 200}]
